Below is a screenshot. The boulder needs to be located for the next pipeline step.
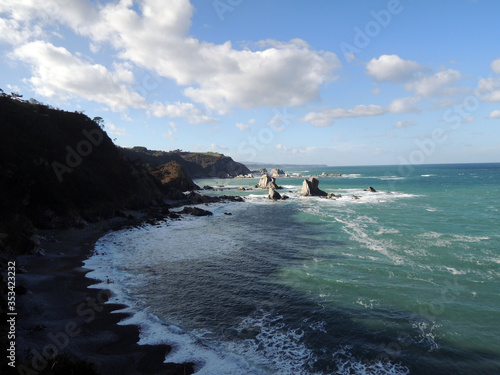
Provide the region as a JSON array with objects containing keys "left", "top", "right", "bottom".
[
  {"left": 237, "top": 187, "right": 246, "bottom": 191},
  {"left": 300, "top": 177, "right": 327, "bottom": 197},
  {"left": 257, "top": 174, "right": 280, "bottom": 189},
  {"left": 368, "top": 186, "right": 377, "bottom": 192},
  {"left": 203, "top": 185, "right": 213, "bottom": 190},
  {"left": 268, "top": 188, "right": 281, "bottom": 200},
  {"left": 281, "top": 195, "right": 289, "bottom": 200}
]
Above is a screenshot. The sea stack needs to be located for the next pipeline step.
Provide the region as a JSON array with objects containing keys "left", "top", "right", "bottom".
[
  {"left": 256, "top": 174, "right": 280, "bottom": 189},
  {"left": 300, "top": 177, "right": 327, "bottom": 197},
  {"left": 268, "top": 188, "right": 282, "bottom": 200}
]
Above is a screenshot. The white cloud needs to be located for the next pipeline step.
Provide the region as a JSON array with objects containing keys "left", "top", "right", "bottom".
[
  {"left": 275, "top": 144, "right": 317, "bottom": 154},
  {"left": 301, "top": 96, "right": 421, "bottom": 127},
  {"left": 150, "top": 101, "right": 217, "bottom": 124},
  {"left": 78, "top": 0, "right": 339, "bottom": 113},
  {"left": 235, "top": 123, "right": 250, "bottom": 131},
  {"left": 3, "top": 0, "right": 341, "bottom": 115},
  {"left": 461, "top": 116, "right": 475, "bottom": 124},
  {"left": 162, "top": 129, "right": 176, "bottom": 141},
  {"left": 210, "top": 143, "right": 228, "bottom": 151},
  {"left": 366, "top": 55, "right": 424, "bottom": 83},
  {"left": 169, "top": 121, "right": 178, "bottom": 132},
  {"left": 106, "top": 123, "right": 130, "bottom": 137},
  {"left": 300, "top": 104, "right": 386, "bottom": 127},
  {"left": 405, "top": 69, "right": 463, "bottom": 97},
  {"left": 388, "top": 96, "right": 421, "bottom": 113},
  {"left": 491, "top": 58, "right": 500, "bottom": 74},
  {"left": 372, "top": 88, "right": 381, "bottom": 95},
  {"left": 394, "top": 120, "right": 416, "bottom": 129},
  {"left": 432, "top": 98, "right": 457, "bottom": 110},
  {"left": 488, "top": 110, "right": 500, "bottom": 118},
  {"left": 11, "top": 41, "right": 147, "bottom": 110},
  {"left": 476, "top": 77, "right": 500, "bottom": 102}
]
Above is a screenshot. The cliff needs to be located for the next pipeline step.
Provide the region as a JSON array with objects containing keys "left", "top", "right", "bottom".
[
  {"left": 0, "top": 94, "right": 164, "bottom": 259},
  {"left": 120, "top": 148, "right": 251, "bottom": 179}
]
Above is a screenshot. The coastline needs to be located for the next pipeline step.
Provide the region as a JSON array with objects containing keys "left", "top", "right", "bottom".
[{"left": 10, "top": 214, "right": 195, "bottom": 375}]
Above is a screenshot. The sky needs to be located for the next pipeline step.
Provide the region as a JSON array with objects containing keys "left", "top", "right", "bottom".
[{"left": 1, "top": 0, "right": 500, "bottom": 166}]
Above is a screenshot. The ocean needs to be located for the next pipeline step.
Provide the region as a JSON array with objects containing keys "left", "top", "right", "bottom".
[{"left": 85, "top": 163, "right": 500, "bottom": 374}]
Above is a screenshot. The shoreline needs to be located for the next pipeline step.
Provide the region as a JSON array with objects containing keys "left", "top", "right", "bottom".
[{"left": 10, "top": 214, "right": 195, "bottom": 375}]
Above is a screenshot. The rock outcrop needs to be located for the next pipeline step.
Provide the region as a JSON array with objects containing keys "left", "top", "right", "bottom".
[
  {"left": 256, "top": 175, "right": 280, "bottom": 189},
  {"left": 270, "top": 168, "right": 285, "bottom": 176},
  {"left": 368, "top": 186, "right": 377, "bottom": 192},
  {"left": 300, "top": 177, "right": 327, "bottom": 197},
  {"left": 151, "top": 161, "right": 200, "bottom": 192},
  {"left": 180, "top": 207, "right": 213, "bottom": 216},
  {"left": 268, "top": 188, "right": 281, "bottom": 200}
]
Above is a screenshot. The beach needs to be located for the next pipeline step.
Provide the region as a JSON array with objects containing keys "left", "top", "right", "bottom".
[{"left": 11, "top": 217, "right": 194, "bottom": 375}]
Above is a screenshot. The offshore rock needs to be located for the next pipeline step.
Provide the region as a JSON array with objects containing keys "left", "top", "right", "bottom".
[
  {"left": 256, "top": 175, "right": 280, "bottom": 189},
  {"left": 268, "top": 188, "right": 281, "bottom": 201},
  {"left": 300, "top": 177, "right": 327, "bottom": 197}
]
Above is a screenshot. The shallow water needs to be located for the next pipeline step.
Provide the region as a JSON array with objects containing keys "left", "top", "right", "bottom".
[{"left": 85, "top": 163, "right": 500, "bottom": 374}]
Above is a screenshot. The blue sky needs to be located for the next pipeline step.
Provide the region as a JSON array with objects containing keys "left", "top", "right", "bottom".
[{"left": 1, "top": 0, "right": 499, "bottom": 166}]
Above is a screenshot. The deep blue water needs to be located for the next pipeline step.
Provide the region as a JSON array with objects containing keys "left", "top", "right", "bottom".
[{"left": 86, "top": 163, "right": 500, "bottom": 374}]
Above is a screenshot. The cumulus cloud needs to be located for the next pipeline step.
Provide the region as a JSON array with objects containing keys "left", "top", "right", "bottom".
[
  {"left": 405, "top": 69, "right": 463, "bottom": 97},
  {"left": 106, "top": 123, "right": 130, "bottom": 137},
  {"left": 11, "top": 40, "right": 147, "bottom": 110},
  {"left": 488, "top": 110, "right": 500, "bottom": 118},
  {"left": 491, "top": 58, "right": 500, "bottom": 74},
  {"left": 235, "top": 123, "right": 250, "bottom": 131},
  {"left": 149, "top": 101, "right": 217, "bottom": 124},
  {"left": 394, "top": 120, "right": 416, "bottom": 129},
  {"left": 3, "top": 0, "right": 341, "bottom": 116},
  {"left": 388, "top": 96, "right": 421, "bottom": 113},
  {"left": 476, "top": 77, "right": 500, "bottom": 102},
  {"left": 366, "top": 55, "right": 424, "bottom": 83}
]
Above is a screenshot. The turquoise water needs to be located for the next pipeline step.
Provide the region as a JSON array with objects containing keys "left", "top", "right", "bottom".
[{"left": 86, "top": 163, "right": 500, "bottom": 374}]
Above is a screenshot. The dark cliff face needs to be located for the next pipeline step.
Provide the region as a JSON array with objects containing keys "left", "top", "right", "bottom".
[{"left": 0, "top": 95, "right": 164, "bottom": 257}]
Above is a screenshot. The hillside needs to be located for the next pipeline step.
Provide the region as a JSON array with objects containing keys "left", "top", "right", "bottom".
[
  {"left": 0, "top": 94, "right": 164, "bottom": 259},
  {"left": 120, "top": 147, "right": 251, "bottom": 179}
]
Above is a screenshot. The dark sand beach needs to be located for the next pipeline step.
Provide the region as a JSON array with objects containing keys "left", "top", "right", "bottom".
[{"left": 10, "top": 218, "right": 194, "bottom": 375}]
